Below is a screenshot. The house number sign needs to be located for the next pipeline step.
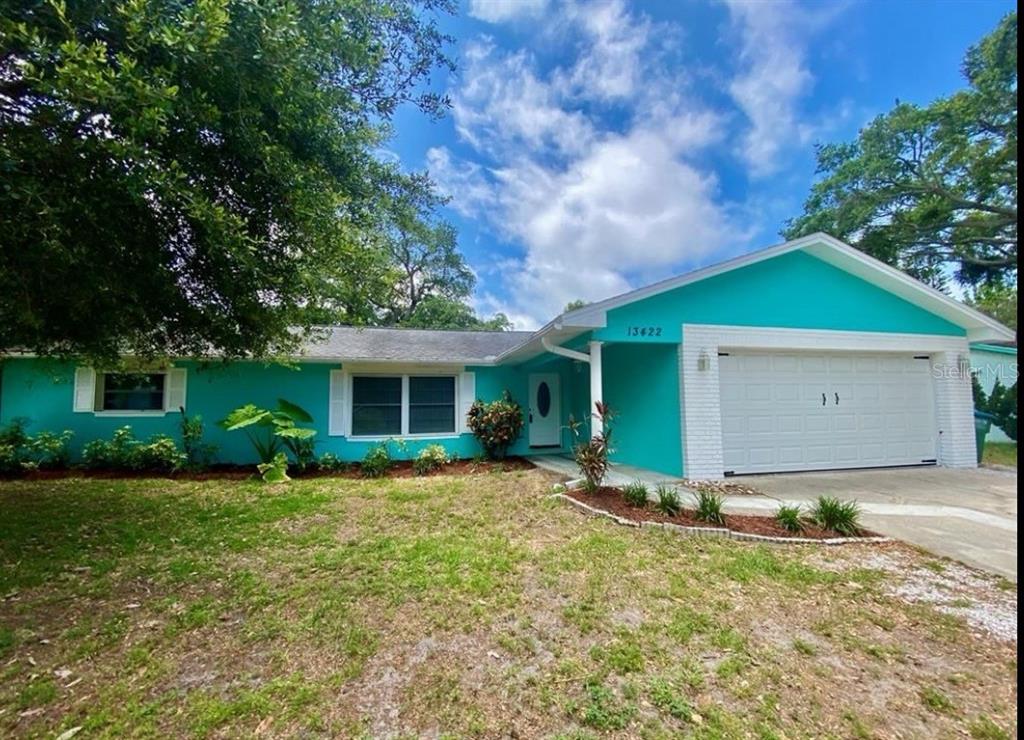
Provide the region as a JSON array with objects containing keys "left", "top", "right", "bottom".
[{"left": 626, "top": 326, "right": 664, "bottom": 337}]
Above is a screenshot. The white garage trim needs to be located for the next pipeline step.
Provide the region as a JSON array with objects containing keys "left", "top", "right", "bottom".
[{"left": 680, "top": 325, "right": 976, "bottom": 480}]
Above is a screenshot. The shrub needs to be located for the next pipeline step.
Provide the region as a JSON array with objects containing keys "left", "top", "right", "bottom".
[
  {"left": 361, "top": 441, "right": 392, "bottom": 478},
  {"left": 0, "top": 420, "right": 73, "bottom": 474},
  {"left": 694, "top": 490, "right": 725, "bottom": 525},
  {"left": 569, "top": 402, "right": 615, "bottom": 493},
  {"left": 317, "top": 452, "right": 348, "bottom": 472},
  {"left": 413, "top": 444, "right": 450, "bottom": 475},
  {"left": 288, "top": 436, "right": 317, "bottom": 474},
  {"left": 219, "top": 399, "right": 316, "bottom": 466},
  {"left": 775, "top": 504, "right": 804, "bottom": 533},
  {"left": 622, "top": 480, "right": 649, "bottom": 507},
  {"left": 179, "top": 408, "right": 216, "bottom": 470},
  {"left": 466, "top": 391, "right": 524, "bottom": 460},
  {"left": 82, "top": 426, "right": 185, "bottom": 472},
  {"left": 655, "top": 484, "right": 681, "bottom": 516},
  {"left": 808, "top": 496, "right": 862, "bottom": 535},
  {"left": 257, "top": 452, "right": 290, "bottom": 483}
]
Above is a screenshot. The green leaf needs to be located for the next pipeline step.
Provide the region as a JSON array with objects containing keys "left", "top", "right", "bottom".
[
  {"left": 276, "top": 399, "right": 313, "bottom": 424},
  {"left": 257, "top": 453, "right": 291, "bottom": 484},
  {"left": 219, "top": 405, "right": 272, "bottom": 431},
  {"left": 274, "top": 427, "right": 317, "bottom": 440}
]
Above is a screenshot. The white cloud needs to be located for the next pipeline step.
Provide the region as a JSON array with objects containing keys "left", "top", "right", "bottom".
[
  {"left": 428, "top": 1, "right": 746, "bottom": 328},
  {"left": 467, "top": 0, "right": 548, "bottom": 24},
  {"left": 723, "top": 0, "right": 844, "bottom": 177}
]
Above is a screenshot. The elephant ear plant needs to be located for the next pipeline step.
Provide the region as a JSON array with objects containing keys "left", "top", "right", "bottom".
[{"left": 219, "top": 399, "right": 316, "bottom": 483}]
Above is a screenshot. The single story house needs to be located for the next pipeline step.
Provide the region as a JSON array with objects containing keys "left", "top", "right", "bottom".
[
  {"left": 970, "top": 342, "right": 1018, "bottom": 443},
  {"left": 1, "top": 233, "right": 1015, "bottom": 478}
]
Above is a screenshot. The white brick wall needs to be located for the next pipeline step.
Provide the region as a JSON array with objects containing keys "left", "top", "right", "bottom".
[{"left": 679, "top": 324, "right": 977, "bottom": 480}]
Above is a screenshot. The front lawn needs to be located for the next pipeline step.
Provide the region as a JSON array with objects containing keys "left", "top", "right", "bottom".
[
  {"left": 983, "top": 441, "right": 1017, "bottom": 468},
  {"left": 0, "top": 470, "right": 1016, "bottom": 738}
]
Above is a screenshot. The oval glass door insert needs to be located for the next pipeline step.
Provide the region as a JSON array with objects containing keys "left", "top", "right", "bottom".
[{"left": 536, "top": 381, "right": 551, "bottom": 417}]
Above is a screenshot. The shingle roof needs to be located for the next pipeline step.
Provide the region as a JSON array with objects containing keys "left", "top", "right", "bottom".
[{"left": 298, "top": 326, "right": 535, "bottom": 364}]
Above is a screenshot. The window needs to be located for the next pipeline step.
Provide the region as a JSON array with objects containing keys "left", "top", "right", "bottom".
[
  {"left": 349, "top": 374, "right": 457, "bottom": 437},
  {"left": 409, "top": 376, "right": 455, "bottom": 434},
  {"left": 351, "top": 376, "right": 402, "bottom": 436},
  {"left": 99, "top": 373, "right": 165, "bottom": 412}
]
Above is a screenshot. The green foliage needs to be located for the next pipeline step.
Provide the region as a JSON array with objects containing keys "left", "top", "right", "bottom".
[
  {"left": 466, "top": 391, "right": 524, "bottom": 460},
  {"left": 694, "top": 490, "right": 725, "bottom": 525},
  {"left": 809, "top": 496, "right": 862, "bottom": 536},
  {"left": 785, "top": 13, "right": 1017, "bottom": 288},
  {"left": 968, "top": 284, "right": 1017, "bottom": 330},
  {"left": 257, "top": 453, "right": 291, "bottom": 484},
  {"left": 400, "top": 295, "right": 512, "bottom": 330},
  {"left": 361, "top": 442, "right": 393, "bottom": 478},
  {"left": 775, "top": 504, "right": 805, "bottom": 533},
  {"left": 316, "top": 452, "right": 348, "bottom": 472},
  {"left": 220, "top": 399, "right": 316, "bottom": 467},
  {"left": 655, "top": 484, "right": 681, "bottom": 516},
  {"left": 0, "top": 419, "right": 74, "bottom": 474},
  {"left": 987, "top": 379, "right": 1018, "bottom": 441},
  {"left": 622, "top": 481, "right": 649, "bottom": 508},
  {"left": 82, "top": 427, "right": 186, "bottom": 472},
  {"left": 412, "top": 444, "right": 450, "bottom": 475},
  {"left": 568, "top": 402, "right": 615, "bottom": 493},
  {"left": 0, "top": 0, "right": 455, "bottom": 362},
  {"left": 179, "top": 409, "right": 217, "bottom": 471}
]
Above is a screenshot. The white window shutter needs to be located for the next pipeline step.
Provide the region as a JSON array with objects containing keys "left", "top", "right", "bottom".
[
  {"left": 458, "top": 371, "right": 476, "bottom": 434},
  {"left": 73, "top": 367, "right": 96, "bottom": 412},
  {"left": 164, "top": 368, "right": 188, "bottom": 412},
  {"left": 329, "top": 369, "right": 346, "bottom": 436}
]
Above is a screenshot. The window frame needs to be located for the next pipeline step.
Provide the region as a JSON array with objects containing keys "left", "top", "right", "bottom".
[
  {"left": 94, "top": 371, "right": 169, "bottom": 416},
  {"left": 347, "top": 372, "right": 459, "bottom": 440}
]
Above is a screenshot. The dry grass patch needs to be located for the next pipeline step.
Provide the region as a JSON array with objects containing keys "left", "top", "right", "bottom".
[{"left": 0, "top": 471, "right": 1017, "bottom": 738}]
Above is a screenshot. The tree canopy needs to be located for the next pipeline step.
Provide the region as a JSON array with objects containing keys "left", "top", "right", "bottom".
[
  {"left": 0, "top": 0, "right": 456, "bottom": 362},
  {"left": 785, "top": 13, "right": 1017, "bottom": 290}
]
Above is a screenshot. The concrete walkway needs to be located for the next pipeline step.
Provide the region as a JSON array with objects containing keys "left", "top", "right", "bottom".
[{"left": 534, "top": 456, "right": 1018, "bottom": 581}]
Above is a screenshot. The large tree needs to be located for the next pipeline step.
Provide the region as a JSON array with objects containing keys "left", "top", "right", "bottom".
[
  {"left": 0, "top": 0, "right": 454, "bottom": 362},
  {"left": 785, "top": 13, "right": 1017, "bottom": 289}
]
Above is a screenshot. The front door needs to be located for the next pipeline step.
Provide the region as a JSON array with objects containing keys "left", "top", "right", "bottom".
[{"left": 528, "top": 373, "right": 561, "bottom": 447}]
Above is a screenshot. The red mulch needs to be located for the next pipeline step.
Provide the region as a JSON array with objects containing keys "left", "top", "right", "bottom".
[
  {"left": 566, "top": 487, "right": 876, "bottom": 540},
  {"left": 9, "top": 457, "right": 535, "bottom": 482}
]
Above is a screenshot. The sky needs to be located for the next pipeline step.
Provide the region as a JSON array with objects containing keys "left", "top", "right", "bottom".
[{"left": 388, "top": 0, "right": 1014, "bottom": 330}]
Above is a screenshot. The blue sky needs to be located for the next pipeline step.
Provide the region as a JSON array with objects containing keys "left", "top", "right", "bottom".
[{"left": 389, "top": 0, "right": 1014, "bottom": 329}]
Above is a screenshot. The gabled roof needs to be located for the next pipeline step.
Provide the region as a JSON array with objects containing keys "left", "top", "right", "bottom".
[
  {"left": 497, "top": 233, "right": 1014, "bottom": 362},
  {"left": 299, "top": 326, "right": 533, "bottom": 364}
]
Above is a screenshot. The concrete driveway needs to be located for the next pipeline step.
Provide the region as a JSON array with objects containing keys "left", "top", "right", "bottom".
[{"left": 743, "top": 467, "right": 1018, "bottom": 581}]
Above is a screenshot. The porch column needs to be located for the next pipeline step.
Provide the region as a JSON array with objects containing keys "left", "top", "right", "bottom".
[{"left": 589, "top": 340, "right": 603, "bottom": 440}]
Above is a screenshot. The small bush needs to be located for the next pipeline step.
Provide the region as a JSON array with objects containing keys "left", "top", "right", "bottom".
[
  {"left": 317, "top": 452, "right": 348, "bottom": 471},
  {"left": 775, "top": 504, "right": 804, "bottom": 533},
  {"left": 288, "top": 435, "right": 317, "bottom": 473},
  {"left": 569, "top": 402, "right": 614, "bottom": 492},
  {"left": 655, "top": 484, "right": 681, "bottom": 516},
  {"left": 466, "top": 391, "right": 524, "bottom": 460},
  {"left": 179, "top": 409, "right": 217, "bottom": 470},
  {"left": 622, "top": 480, "right": 649, "bottom": 507},
  {"left": 0, "top": 419, "right": 73, "bottom": 474},
  {"left": 694, "top": 490, "right": 725, "bottom": 525},
  {"left": 413, "top": 444, "right": 450, "bottom": 475},
  {"left": 360, "top": 442, "right": 392, "bottom": 478},
  {"left": 809, "top": 496, "right": 862, "bottom": 535},
  {"left": 82, "top": 426, "right": 185, "bottom": 472}
]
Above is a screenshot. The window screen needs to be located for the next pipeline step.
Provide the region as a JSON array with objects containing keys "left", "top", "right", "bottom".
[
  {"left": 351, "top": 376, "right": 402, "bottom": 436},
  {"left": 408, "top": 376, "right": 455, "bottom": 434},
  {"left": 101, "top": 373, "right": 165, "bottom": 411}
]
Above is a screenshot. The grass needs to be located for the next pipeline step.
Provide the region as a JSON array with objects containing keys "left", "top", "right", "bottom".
[
  {"left": 0, "top": 471, "right": 1017, "bottom": 738},
  {"left": 983, "top": 441, "right": 1017, "bottom": 468}
]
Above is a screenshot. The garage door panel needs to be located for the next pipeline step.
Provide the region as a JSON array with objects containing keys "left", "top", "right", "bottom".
[{"left": 718, "top": 351, "right": 937, "bottom": 474}]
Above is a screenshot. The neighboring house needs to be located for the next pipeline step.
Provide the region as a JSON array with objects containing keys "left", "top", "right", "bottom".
[
  {"left": 1, "top": 234, "right": 1015, "bottom": 478},
  {"left": 970, "top": 342, "right": 1019, "bottom": 443}
]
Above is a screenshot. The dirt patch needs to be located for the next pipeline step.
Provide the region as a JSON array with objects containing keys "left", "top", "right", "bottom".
[
  {"left": 567, "top": 487, "right": 879, "bottom": 539},
  {"left": 682, "top": 479, "right": 763, "bottom": 496}
]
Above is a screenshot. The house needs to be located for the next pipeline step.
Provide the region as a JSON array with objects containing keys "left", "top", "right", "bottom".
[
  {"left": 1, "top": 233, "right": 1015, "bottom": 478},
  {"left": 970, "top": 342, "right": 1019, "bottom": 443}
]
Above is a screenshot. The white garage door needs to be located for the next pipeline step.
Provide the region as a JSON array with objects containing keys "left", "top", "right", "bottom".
[{"left": 719, "top": 352, "right": 938, "bottom": 475}]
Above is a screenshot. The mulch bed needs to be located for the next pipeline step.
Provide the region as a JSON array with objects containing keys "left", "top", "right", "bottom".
[
  {"left": 566, "top": 487, "right": 877, "bottom": 540},
  {"left": 9, "top": 457, "right": 536, "bottom": 482}
]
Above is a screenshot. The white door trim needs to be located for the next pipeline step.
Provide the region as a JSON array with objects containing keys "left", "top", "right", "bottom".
[
  {"left": 528, "top": 373, "right": 561, "bottom": 447},
  {"left": 680, "top": 324, "right": 976, "bottom": 480}
]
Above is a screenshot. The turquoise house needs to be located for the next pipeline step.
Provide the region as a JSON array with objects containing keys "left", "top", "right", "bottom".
[{"left": 1, "top": 234, "right": 1015, "bottom": 478}]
